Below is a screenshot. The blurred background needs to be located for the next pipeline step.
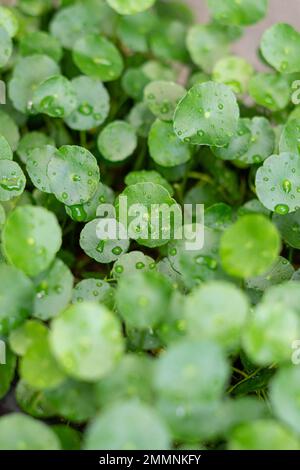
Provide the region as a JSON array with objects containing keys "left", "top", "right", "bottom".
[
  {"left": 186, "top": 0, "right": 300, "bottom": 70},
  {"left": 1, "top": 0, "right": 300, "bottom": 70}
]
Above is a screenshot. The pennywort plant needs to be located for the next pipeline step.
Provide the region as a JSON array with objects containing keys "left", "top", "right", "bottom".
[{"left": 0, "top": 0, "right": 300, "bottom": 452}]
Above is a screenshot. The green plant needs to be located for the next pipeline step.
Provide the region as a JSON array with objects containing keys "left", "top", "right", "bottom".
[{"left": 0, "top": 0, "right": 300, "bottom": 451}]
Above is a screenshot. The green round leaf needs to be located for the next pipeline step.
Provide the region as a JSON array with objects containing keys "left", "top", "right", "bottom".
[
  {"left": 116, "top": 270, "right": 172, "bottom": 329},
  {"left": 243, "top": 301, "right": 299, "bottom": 365},
  {"left": 51, "top": 425, "right": 81, "bottom": 451},
  {"left": 149, "top": 20, "right": 188, "bottom": 63},
  {"left": 117, "top": 10, "right": 157, "bottom": 53},
  {"left": 246, "top": 256, "right": 294, "bottom": 292},
  {"left": 127, "top": 102, "right": 155, "bottom": 138},
  {"left": 154, "top": 339, "right": 230, "bottom": 402},
  {"left": 174, "top": 82, "right": 239, "bottom": 147},
  {"left": 228, "top": 420, "right": 299, "bottom": 450},
  {"left": 220, "top": 214, "right": 281, "bottom": 278},
  {"left": 50, "top": 302, "right": 124, "bottom": 381},
  {"left": 270, "top": 366, "right": 300, "bottom": 435},
  {"left": 94, "top": 354, "right": 154, "bottom": 406},
  {"left": 47, "top": 145, "right": 100, "bottom": 206},
  {"left": 186, "top": 24, "right": 231, "bottom": 73},
  {"left": 65, "top": 76, "right": 110, "bottom": 131},
  {"left": 279, "top": 119, "right": 300, "bottom": 156},
  {"left": 80, "top": 219, "right": 130, "bottom": 264},
  {"left": 26, "top": 145, "right": 56, "bottom": 193},
  {"left": 122, "top": 67, "right": 150, "bottom": 101},
  {"left": 149, "top": 119, "right": 191, "bottom": 167},
  {"left": 32, "top": 75, "right": 77, "bottom": 118},
  {"left": 33, "top": 258, "right": 73, "bottom": 321},
  {"left": 115, "top": 182, "right": 182, "bottom": 248},
  {"left": 19, "top": 31, "right": 62, "bottom": 62},
  {"left": 0, "top": 160, "right": 26, "bottom": 201},
  {"left": 112, "top": 251, "right": 156, "bottom": 280},
  {"left": 207, "top": 0, "right": 268, "bottom": 26},
  {"left": 66, "top": 182, "right": 114, "bottom": 223},
  {"left": 125, "top": 170, "right": 173, "bottom": 196},
  {"left": 17, "top": 131, "right": 54, "bottom": 164},
  {"left": 212, "top": 118, "right": 251, "bottom": 161},
  {"left": 73, "top": 34, "right": 124, "bottom": 82},
  {"left": 273, "top": 209, "right": 300, "bottom": 248},
  {"left": 249, "top": 73, "right": 290, "bottom": 111},
  {"left": 84, "top": 400, "right": 170, "bottom": 450},
  {"left": 72, "top": 278, "right": 115, "bottom": 310},
  {"left": 8, "top": 55, "right": 60, "bottom": 113},
  {"left": 50, "top": 3, "right": 101, "bottom": 49},
  {"left": 185, "top": 281, "right": 249, "bottom": 351},
  {"left": 256, "top": 152, "right": 300, "bottom": 214},
  {"left": 212, "top": 55, "right": 254, "bottom": 94},
  {"left": 19, "top": 0, "right": 52, "bottom": 16},
  {"left": 44, "top": 380, "right": 97, "bottom": 423},
  {"left": 20, "top": 331, "right": 65, "bottom": 390},
  {"left": 168, "top": 224, "right": 223, "bottom": 290},
  {"left": 9, "top": 320, "right": 47, "bottom": 356},
  {"left": 16, "top": 380, "right": 54, "bottom": 419},
  {"left": 237, "top": 117, "right": 275, "bottom": 165},
  {"left": 144, "top": 81, "right": 185, "bottom": 122},
  {"left": 261, "top": 23, "right": 300, "bottom": 74},
  {"left": 97, "top": 121, "right": 137, "bottom": 162},
  {"left": 2, "top": 205, "right": 62, "bottom": 277},
  {"left": 0, "top": 414, "right": 60, "bottom": 450},
  {"left": 106, "top": 0, "right": 155, "bottom": 15}
]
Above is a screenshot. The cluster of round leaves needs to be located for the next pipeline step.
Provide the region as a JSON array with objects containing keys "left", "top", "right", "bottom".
[{"left": 0, "top": 0, "right": 300, "bottom": 453}]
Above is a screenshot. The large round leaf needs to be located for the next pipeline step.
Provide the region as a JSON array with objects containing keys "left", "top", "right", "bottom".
[
  {"left": 220, "top": 215, "right": 281, "bottom": 278},
  {"left": 261, "top": 23, "right": 300, "bottom": 73},
  {"left": 207, "top": 0, "right": 268, "bottom": 26},
  {"left": 8, "top": 55, "right": 60, "bottom": 113},
  {"left": 73, "top": 34, "right": 123, "bottom": 82},
  {"left": 97, "top": 121, "right": 137, "bottom": 162},
  {"left": 173, "top": 82, "right": 239, "bottom": 147},
  {"left": 32, "top": 75, "right": 77, "bottom": 118},
  {"left": 84, "top": 400, "right": 170, "bottom": 450},
  {"left": 50, "top": 302, "right": 124, "bottom": 381},
  {"left": 256, "top": 152, "right": 300, "bottom": 214},
  {"left": 2, "top": 206, "right": 62, "bottom": 277},
  {"left": 149, "top": 119, "right": 191, "bottom": 167},
  {"left": 47, "top": 145, "right": 100, "bottom": 206},
  {"left": 0, "top": 414, "right": 60, "bottom": 450},
  {"left": 65, "top": 76, "right": 110, "bottom": 131}
]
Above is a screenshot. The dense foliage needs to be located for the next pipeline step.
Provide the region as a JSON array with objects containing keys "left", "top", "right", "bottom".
[{"left": 0, "top": 0, "right": 300, "bottom": 451}]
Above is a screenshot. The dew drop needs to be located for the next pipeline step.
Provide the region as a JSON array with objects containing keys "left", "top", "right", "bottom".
[
  {"left": 0, "top": 176, "right": 23, "bottom": 192},
  {"left": 112, "top": 246, "right": 122, "bottom": 256},
  {"left": 136, "top": 262, "right": 145, "bottom": 269},
  {"left": 96, "top": 240, "right": 105, "bottom": 253},
  {"left": 282, "top": 179, "right": 292, "bottom": 193},
  {"left": 274, "top": 204, "right": 289, "bottom": 215},
  {"left": 78, "top": 102, "right": 93, "bottom": 116},
  {"left": 69, "top": 204, "right": 87, "bottom": 222}
]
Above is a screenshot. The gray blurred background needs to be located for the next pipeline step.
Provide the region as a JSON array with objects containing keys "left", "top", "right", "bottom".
[{"left": 186, "top": 0, "right": 300, "bottom": 70}]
